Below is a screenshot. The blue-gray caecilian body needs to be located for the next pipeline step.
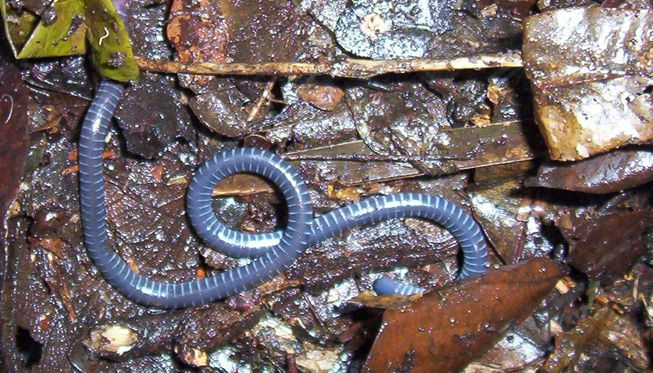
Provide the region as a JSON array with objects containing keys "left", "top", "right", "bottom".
[{"left": 79, "top": 80, "right": 489, "bottom": 309}]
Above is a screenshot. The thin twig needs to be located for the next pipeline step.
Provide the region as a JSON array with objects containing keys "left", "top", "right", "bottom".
[
  {"left": 282, "top": 153, "right": 465, "bottom": 162},
  {"left": 247, "top": 79, "right": 276, "bottom": 122},
  {"left": 135, "top": 52, "right": 523, "bottom": 79}
]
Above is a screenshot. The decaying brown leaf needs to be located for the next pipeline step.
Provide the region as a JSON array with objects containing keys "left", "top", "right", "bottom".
[
  {"left": 542, "top": 307, "right": 649, "bottom": 372},
  {"left": 296, "top": 79, "right": 345, "bottom": 111},
  {"left": 83, "top": 302, "right": 263, "bottom": 364},
  {"left": 363, "top": 258, "right": 564, "bottom": 372},
  {"left": 0, "top": 54, "right": 30, "bottom": 245},
  {"left": 5, "top": 0, "right": 653, "bottom": 370},
  {"left": 523, "top": 8, "right": 653, "bottom": 160},
  {"left": 285, "top": 121, "right": 542, "bottom": 185},
  {"left": 556, "top": 208, "right": 653, "bottom": 283},
  {"left": 211, "top": 174, "right": 276, "bottom": 197},
  {"left": 526, "top": 147, "right": 653, "bottom": 194},
  {"left": 166, "top": 0, "right": 229, "bottom": 91}
]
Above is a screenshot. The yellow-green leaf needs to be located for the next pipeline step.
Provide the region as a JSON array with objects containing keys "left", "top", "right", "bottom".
[
  {"left": 1, "top": 0, "right": 38, "bottom": 56},
  {"left": 85, "top": 0, "right": 139, "bottom": 82},
  {"left": 1, "top": 0, "right": 139, "bottom": 81},
  {"left": 17, "top": 0, "right": 87, "bottom": 58}
]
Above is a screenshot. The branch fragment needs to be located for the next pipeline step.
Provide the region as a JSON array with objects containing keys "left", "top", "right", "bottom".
[{"left": 135, "top": 52, "right": 523, "bottom": 79}]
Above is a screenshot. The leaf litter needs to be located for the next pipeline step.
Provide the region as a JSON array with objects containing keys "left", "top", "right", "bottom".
[{"left": 1, "top": 0, "right": 652, "bottom": 371}]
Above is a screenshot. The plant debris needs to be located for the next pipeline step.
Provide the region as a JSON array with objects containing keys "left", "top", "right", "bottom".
[
  {"left": 526, "top": 147, "right": 653, "bottom": 194},
  {"left": 542, "top": 307, "right": 649, "bottom": 372},
  {"left": 363, "top": 258, "right": 564, "bottom": 372},
  {"left": 555, "top": 204, "right": 653, "bottom": 284},
  {"left": 334, "top": 0, "right": 522, "bottom": 59},
  {"left": 523, "top": 7, "right": 653, "bottom": 160},
  {"left": 0, "top": 0, "right": 139, "bottom": 81},
  {"left": 0, "top": 51, "right": 31, "bottom": 253},
  {"left": 1, "top": 0, "right": 653, "bottom": 371}
]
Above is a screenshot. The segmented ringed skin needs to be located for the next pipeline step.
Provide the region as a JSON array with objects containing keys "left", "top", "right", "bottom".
[{"left": 78, "top": 80, "right": 490, "bottom": 308}]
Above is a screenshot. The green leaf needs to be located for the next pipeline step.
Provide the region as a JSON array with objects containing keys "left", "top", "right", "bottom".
[
  {"left": 1, "top": 0, "right": 139, "bottom": 81},
  {"left": 17, "top": 0, "right": 87, "bottom": 58},
  {"left": 1, "top": 0, "right": 39, "bottom": 56},
  {"left": 85, "top": 0, "right": 139, "bottom": 82}
]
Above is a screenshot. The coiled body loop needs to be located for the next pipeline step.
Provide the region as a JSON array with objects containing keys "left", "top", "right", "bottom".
[{"left": 79, "top": 80, "right": 489, "bottom": 308}]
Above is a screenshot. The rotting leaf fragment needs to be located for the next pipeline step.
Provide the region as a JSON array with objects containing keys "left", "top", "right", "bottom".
[
  {"left": 526, "top": 147, "right": 653, "bottom": 194},
  {"left": 363, "top": 258, "right": 563, "bottom": 372},
  {"left": 556, "top": 208, "right": 653, "bottom": 284},
  {"left": 0, "top": 53, "right": 31, "bottom": 249},
  {"left": 542, "top": 307, "right": 649, "bottom": 372},
  {"left": 523, "top": 8, "right": 653, "bottom": 161}
]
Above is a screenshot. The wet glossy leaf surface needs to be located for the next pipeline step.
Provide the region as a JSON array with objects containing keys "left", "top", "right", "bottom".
[
  {"left": 0, "top": 51, "right": 30, "bottom": 247},
  {"left": 556, "top": 206, "right": 653, "bottom": 284},
  {"left": 364, "top": 258, "right": 564, "bottom": 372},
  {"left": 526, "top": 147, "right": 653, "bottom": 194},
  {"left": 0, "top": 0, "right": 38, "bottom": 54},
  {"left": 542, "top": 307, "right": 649, "bottom": 372},
  {"left": 166, "top": 0, "right": 228, "bottom": 92},
  {"left": 1, "top": 0, "right": 139, "bottom": 81},
  {"left": 523, "top": 8, "right": 653, "bottom": 160},
  {"left": 334, "top": 0, "right": 522, "bottom": 59},
  {"left": 85, "top": 0, "right": 139, "bottom": 81},
  {"left": 2, "top": 0, "right": 653, "bottom": 371},
  {"left": 16, "top": 0, "right": 87, "bottom": 58},
  {"left": 113, "top": 74, "right": 194, "bottom": 158}
]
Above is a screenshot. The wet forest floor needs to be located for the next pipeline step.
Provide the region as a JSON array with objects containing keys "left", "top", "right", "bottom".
[{"left": 1, "top": 0, "right": 653, "bottom": 371}]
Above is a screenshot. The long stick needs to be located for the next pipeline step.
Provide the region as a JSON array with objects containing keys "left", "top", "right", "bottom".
[{"left": 135, "top": 52, "right": 523, "bottom": 79}]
